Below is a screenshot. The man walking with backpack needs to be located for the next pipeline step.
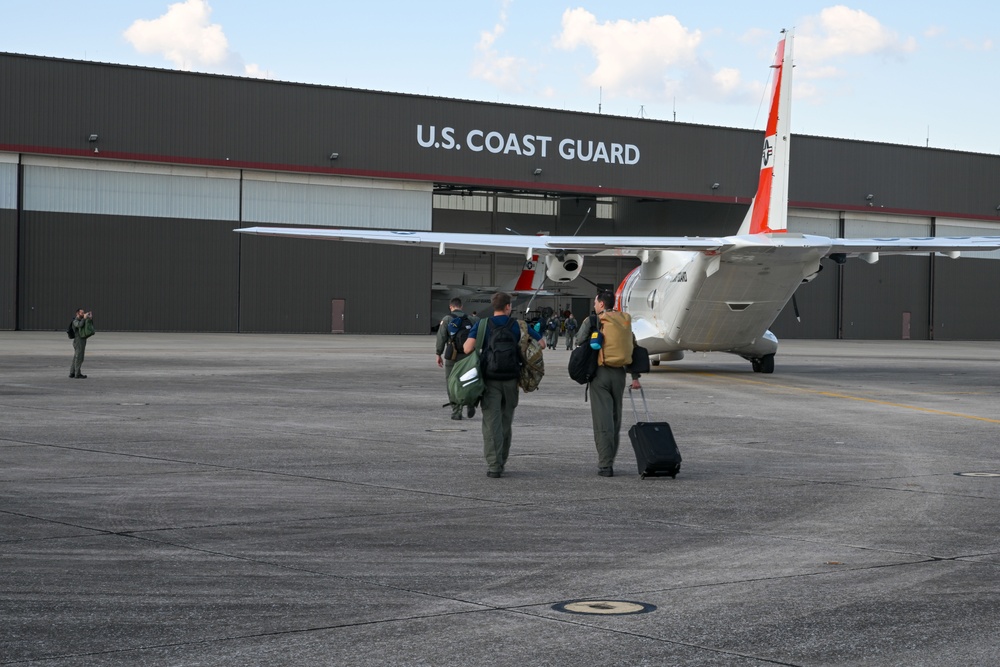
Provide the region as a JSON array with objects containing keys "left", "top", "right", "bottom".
[
  {"left": 575, "top": 291, "right": 641, "bottom": 477},
  {"left": 463, "top": 292, "right": 545, "bottom": 478},
  {"left": 564, "top": 313, "right": 578, "bottom": 350},
  {"left": 436, "top": 297, "right": 474, "bottom": 420}
]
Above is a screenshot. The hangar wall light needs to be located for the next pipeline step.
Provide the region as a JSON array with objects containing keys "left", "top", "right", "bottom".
[
  {"left": 711, "top": 182, "right": 720, "bottom": 190},
  {"left": 329, "top": 152, "right": 339, "bottom": 160},
  {"left": 866, "top": 193, "right": 875, "bottom": 207},
  {"left": 88, "top": 134, "right": 98, "bottom": 142},
  {"left": 533, "top": 168, "right": 542, "bottom": 175}
]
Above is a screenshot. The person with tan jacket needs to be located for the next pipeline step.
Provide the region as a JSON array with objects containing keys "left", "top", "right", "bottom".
[{"left": 575, "top": 291, "right": 641, "bottom": 477}]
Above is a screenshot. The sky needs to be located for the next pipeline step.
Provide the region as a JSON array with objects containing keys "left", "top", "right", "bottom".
[{"left": 4, "top": 1, "right": 999, "bottom": 154}]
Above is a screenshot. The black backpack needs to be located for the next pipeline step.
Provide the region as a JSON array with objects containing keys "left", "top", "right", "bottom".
[
  {"left": 567, "top": 315, "right": 599, "bottom": 384},
  {"left": 568, "top": 345, "right": 599, "bottom": 384},
  {"left": 482, "top": 319, "right": 521, "bottom": 380},
  {"left": 66, "top": 320, "right": 75, "bottom": 339},
  {"left": 447, "top": 315, "right": 473, "bottom": 352}
]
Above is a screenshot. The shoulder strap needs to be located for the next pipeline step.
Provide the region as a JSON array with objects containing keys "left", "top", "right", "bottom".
[
  {"left": 516, "top": 319, "right": 529, "bottom": 346},
  {"left": 478, "top": 319, "right": 490, "bottom": 354}
]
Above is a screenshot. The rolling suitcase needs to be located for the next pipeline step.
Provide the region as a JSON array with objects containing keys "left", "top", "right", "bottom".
[{"left": 627, "top": 387, "right": 682, "bottom": 479}]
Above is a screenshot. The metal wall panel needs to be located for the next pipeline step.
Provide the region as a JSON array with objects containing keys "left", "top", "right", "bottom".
[
  {"left": 837, "top": 214, "right": 933, "bottom": 339},
  {"left": 937, "top": 218, "right": 1000, "bottom": 260},
  {"left": 0, "top": 154, "right": 16, "bottom": 210},
  {"left": 933, "top": 258, "right": 1000, "bottom": 339},
  {"left": 18, "top": 212, "right": 239, "bottom": 331},
  {"left": 0, "top": 211, "right": 15, "bottom": 329},
  {"left": 788, "top": 210, "right": 840, "bottom": 236},
  {"left": 614, "top": 198, "right": 749, "bottom": 236},
  {"left": 841, "top": 256, "right": 930, "bottom": 340},
  {"left": 242, "top": 172, "right": 431, "bottom": 229},
  {"left": 843, "top": 212, "right": 930, "bottom": 238},
  {"left": 23, "top": 157, "right": 240, "bottom": 220},
  {"left": 792, "top": 137, "right": 1000, "bottom": 221},
  {"left": 3, "top": 53, "right": 1000, "bottom": 221},
  {"left": 238, "top": 233, "right": 431, "bottom": 333}
]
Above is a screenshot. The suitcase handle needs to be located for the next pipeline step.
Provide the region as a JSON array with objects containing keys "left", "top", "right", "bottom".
[{"left": 628, "top": 386, "right": 650, "bottom": 423}]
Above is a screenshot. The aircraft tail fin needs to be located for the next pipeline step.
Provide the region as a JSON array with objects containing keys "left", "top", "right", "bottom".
[
  {"left": 509, "top": 255, "right": 543, "bottom": 292},
  {"left": 737, "top": 31, "right": 793, "bottom": 236}
]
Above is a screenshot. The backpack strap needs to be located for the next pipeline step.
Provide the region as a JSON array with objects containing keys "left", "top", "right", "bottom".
[{"left": 478, "top": 318, "right": 490, "bottom": 354}]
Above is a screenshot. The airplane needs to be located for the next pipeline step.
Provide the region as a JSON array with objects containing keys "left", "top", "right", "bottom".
[
  {"left": 431, "top": 250, "right": 589, "bottom": 326},
  {"left": 236, "top": 31, "right": 1000, "bottom": 373},
  {"left": 432, "top": 253, "right": 544, "bottom": 320}
]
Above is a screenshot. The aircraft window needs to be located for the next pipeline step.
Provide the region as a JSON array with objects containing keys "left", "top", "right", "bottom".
[{"left": 673, "top": 272, "right": 687, "bottom": 283}]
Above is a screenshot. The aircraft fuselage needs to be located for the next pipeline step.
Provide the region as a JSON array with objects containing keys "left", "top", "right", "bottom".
[{"left": 618, "top": 235, "right": 828, "bottom": 361}]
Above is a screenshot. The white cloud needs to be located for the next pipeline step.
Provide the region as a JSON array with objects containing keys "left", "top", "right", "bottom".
[
  {"left": 554, "top": 9, "right": 701, "bottom": 98},
  {"left": 551, "top": 9, "right": 759, "bottom": 105},
  {"left": 795, "top": 5, "right": 916, "bottom": 79},
  {"left": 124, "top": 0, "right": 267, "bottom": 78},
  {"left": 712, "top": 67, "right": 743, "bottom": 95},
  {"left": 958, "top": 37, "right": 994, "bottom": 52},
  {"left": 471, "top": 0, "right": 529, "bottom": 92}
]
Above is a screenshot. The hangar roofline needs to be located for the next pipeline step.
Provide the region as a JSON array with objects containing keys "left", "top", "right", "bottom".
[{"left": 2, "top": 50, "right": 997, "bottom": 160}]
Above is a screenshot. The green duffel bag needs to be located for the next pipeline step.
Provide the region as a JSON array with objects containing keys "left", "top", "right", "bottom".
[
  {"left": 448, "top": 348, "right": 485, "bottom": 407},
  {"left": 80, "top": 318, "right": 96, "bottom": 339}
]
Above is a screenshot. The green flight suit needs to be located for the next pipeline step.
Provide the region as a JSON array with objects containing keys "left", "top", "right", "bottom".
[
  {"left": 436, "top": 309, "right": 469, "bottom": 418},
  {"left": 480, "top": 377, "right": 519, "bottom": 473},
  {"left": 576, "top": 314, "right": 637, "bottom": 471}
]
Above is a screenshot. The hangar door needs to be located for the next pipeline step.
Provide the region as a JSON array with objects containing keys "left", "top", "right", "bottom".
[
  {"left": 11, "top": 156, "right": 433, "bottom": 333},
  {"left": 933, "top": 218, "right": 1000, "bottom": 339},
  {"left": 841, "top": 213, "right": 932, "bottom": 340},
  {"left": 238, "top": 171, "right": 433, "bottom": 333}
]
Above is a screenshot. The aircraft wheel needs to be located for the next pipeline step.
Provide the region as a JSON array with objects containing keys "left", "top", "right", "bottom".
[
  {"left": 652, "top": 359, "right": 661, "bottom": 366},
  {"left": 760, "top": 354, "right": 775, "bottom": 374},
  {"left": 751, "top": 359, "right": 762, "bottom": 373}
]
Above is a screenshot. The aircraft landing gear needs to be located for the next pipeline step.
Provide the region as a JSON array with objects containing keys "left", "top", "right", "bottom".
[{"left": 751, "top": 354, "right": 775, "bottom": 374}]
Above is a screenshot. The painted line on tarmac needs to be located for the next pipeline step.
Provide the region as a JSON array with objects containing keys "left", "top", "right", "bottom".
[{"left": 689, "top": 372, "right": 1000, "bottom": 425}]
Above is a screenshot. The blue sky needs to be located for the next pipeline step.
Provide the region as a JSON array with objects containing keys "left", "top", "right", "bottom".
[{"left": 5, "top": 1, "right": 998, "bottom": 154}]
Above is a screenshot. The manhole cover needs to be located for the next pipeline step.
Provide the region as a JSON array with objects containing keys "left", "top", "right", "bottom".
[
  {"left": 955, "top": 472, "right": 1000, "bottom": 478},
  {"left": 552, "top": 600, "right": 656, "bottom": 615}
]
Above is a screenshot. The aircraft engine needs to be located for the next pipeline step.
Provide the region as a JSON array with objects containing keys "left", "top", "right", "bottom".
[{"left": 545, "top": 254, "right": 584, "bottom": 282}]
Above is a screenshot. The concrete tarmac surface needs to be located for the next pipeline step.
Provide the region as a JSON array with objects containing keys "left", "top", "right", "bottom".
[{"left": 2, "top": 332, "right": 999, "bottom": 666}]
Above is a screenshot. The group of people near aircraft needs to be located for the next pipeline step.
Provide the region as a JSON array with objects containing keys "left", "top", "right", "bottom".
[{"left": 436, "top": 292, "right": 640, "bottom": 478}]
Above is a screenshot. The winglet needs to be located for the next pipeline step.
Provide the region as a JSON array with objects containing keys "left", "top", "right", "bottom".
[{"left": 737, "top": 31, "right": 792, "bottom": 236}]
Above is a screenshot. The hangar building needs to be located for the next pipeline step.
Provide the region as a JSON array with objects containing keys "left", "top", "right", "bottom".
[{"left": 2, "top": 52, "right": 1000, "bottom": 339}]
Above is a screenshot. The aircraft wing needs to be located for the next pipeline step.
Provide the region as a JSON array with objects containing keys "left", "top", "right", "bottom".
[
  {"left": 824, "top": 235, "right": 1000, "bottom": 258},
  {"left": 235, "top": 226, "right": 730, "bottom": 257},
  {"left": 235, "top": 227, "right": 1000, "bottom": 262}
]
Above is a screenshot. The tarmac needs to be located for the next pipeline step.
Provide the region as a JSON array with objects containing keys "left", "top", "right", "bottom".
[{"left": 2, "top": 331, "right": 999, "bottom": 666}]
